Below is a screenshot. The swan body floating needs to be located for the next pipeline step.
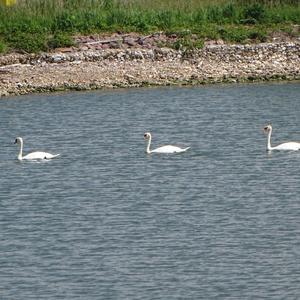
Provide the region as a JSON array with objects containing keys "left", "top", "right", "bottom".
[
  {"left": 264, "top": 124, "right": 300, "bottom": 151},
  {"left": 15, "top": 137, "right": 60, "bottom": 160},
  {"left": 144, "top": 132, "right": 190, "bottom": 154}
]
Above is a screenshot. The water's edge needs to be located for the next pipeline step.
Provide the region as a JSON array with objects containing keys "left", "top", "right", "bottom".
[{"left": 0, "top": 41, "right": 299, "bottom": 97}]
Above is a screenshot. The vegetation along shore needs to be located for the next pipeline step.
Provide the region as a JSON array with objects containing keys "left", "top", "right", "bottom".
[{"left": 0, "top": 0, "right": 299, "bottom": 96}]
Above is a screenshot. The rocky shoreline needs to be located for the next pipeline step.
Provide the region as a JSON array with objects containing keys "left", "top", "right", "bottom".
[{"left": 0, "top": 33, "right": 300, "bottom": 97}]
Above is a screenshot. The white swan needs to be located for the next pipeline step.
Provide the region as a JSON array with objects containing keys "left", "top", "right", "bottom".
[
  {"left": 15, "top": 137, "right": 60, "bottom": 160},
  {"left": 144, "top": 132, "right": 190, "bottom": 154},
  {"left": 263, "top": 124, "right": 300, "bottom": 151}
]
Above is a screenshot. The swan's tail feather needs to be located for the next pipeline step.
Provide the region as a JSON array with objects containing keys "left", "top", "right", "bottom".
[
  {"left": 181, "top": 147, "right": 190, "bottom": 152},
  {"left": 49, "top": 153, "right": 60, "bottom": 159}
]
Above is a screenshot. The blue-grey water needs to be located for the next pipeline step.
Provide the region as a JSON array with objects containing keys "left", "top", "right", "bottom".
[{"left": 1, "top": 83, "right": 300, "bottom": 299}]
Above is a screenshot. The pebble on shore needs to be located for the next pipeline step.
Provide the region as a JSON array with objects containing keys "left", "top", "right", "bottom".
[{"left": 0, "top": 33, "right": 300, "bottom": 97}]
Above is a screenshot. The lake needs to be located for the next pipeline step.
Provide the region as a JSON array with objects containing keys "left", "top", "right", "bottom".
[{"left": 1, "top": 82, "right": 300, "bottom": 299}]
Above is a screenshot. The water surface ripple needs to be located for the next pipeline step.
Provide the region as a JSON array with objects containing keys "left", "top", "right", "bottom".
[{"left": 1, "top": 83, "right": 300, "bottom": 299}]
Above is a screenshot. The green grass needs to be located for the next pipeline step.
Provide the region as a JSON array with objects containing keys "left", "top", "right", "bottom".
[
  {"left": 0, "top": 0, "right": 299, "bottom": 53},
  {"left": 0, "top": 38, "right": 7, "bottom": 53}
]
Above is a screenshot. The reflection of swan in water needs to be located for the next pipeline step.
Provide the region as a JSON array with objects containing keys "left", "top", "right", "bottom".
[
  {"left": 264, "top": 124, "right": 300, "bottom": 151},
  {"left": 15, "top": 137, "right": 60, "bottom": 160},
  {"left": 144, "top": 132, "right": 190, "bottom": 154}
]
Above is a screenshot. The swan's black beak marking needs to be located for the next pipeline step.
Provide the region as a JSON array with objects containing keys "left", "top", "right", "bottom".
[{"left": 14, "top": 139, "right": 17, "bottom": 144}]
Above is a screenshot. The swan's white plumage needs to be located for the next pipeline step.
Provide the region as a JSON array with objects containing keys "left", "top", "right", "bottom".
[
  {"left": 270, "top": 142, "right": 300, "bottom": 151},
  {"left": 150, "top": 145, "right": 190, "bottom": 153},
  {"left": 264, "top": 124, "right": 300, "bottom": 151},
  {"left": 144, "top": 132, "right": 190, "bottom": 154},
  {"left": 15, "top": 137, "right": 60, "bottom": 161},
  {"left": 22, "top": 152, "right": 60, "bottom": 160}
]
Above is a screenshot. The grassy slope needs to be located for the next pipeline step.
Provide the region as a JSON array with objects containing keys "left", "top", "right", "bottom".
[{"left": 0, "top": 0, "right": 299, "bottom": 53}]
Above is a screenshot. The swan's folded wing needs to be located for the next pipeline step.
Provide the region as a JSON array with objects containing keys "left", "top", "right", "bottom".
[
  {"left": 273, "top": 142, "right": 300, "bottom": 151},
  {"left": 23, "top": 151, "right": 59, "bottom": 160},
  {"left": 152, "top": 145, "right": 189, "bottom": 153}
]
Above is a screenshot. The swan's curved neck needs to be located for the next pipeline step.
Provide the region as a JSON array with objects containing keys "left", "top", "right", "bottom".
[
  {"left": 18, "top": 140, "right": 23, "bottom": 160},
  {"left": 267, "top": 128, "right": 273, "bottom": 151},
  {"left": 146, "top": 136, "right": 151, "bottom": 154}
]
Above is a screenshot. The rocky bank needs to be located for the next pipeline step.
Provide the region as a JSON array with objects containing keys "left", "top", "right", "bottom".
[{"left": 0, "top": 33, "right": 299, "bottom": 97}]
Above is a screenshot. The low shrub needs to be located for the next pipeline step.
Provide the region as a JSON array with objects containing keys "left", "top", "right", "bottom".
[
  {"left": 0, "top": 39, "right": 7, "bottom": 53},
  {"left": 5, "top": 32, "right": 48, "bottom": 53},
  {"left": 47, "top": 33, "right": 74, "bottom": 49},
  {"left": 243, "top": 3, "right": 266, "bottom": 23},
  {"left": 248, "top": 30, "right": 267, "bottom": 42}
]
